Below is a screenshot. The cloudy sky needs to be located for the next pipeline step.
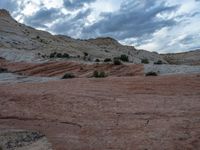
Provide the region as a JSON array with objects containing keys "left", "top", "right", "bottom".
[{"left": 1, "top": 0, "right": 200, "bottom": 53}]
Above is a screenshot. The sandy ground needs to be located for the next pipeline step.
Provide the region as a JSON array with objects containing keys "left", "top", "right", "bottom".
[{"left": 0, "top": 74, "right": 200, "bottom": 150}]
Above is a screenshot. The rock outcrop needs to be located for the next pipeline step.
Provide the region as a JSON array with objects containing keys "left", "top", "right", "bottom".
[
  {"left": 0, "top": 9, "right": 166, "bottom": 63},
  {"left": 162, "top": 49, "right": 200, "bottom": 65}
]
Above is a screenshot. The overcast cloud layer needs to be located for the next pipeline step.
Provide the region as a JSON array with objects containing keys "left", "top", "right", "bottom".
[{"left": 0, "top": 0, "right": 200, "bottom": 53}]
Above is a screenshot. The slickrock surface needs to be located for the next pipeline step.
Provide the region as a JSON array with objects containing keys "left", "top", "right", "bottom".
[
  {"left": 0, "top": 59, "right": 144, "bottom": 78},
  {"left": 0, "top": 75, "right": 200, "bottom": 150},
  {"left": 0, "top": 9, "right": 165, "bottom": 64},
  {"left": 144, "top": 64, "right": 200, "bottom": 75}
]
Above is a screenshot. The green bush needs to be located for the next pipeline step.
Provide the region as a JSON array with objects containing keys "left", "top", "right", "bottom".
[
  {"left": 95, "top": 59, "right": 100, "bottom": 62},
  {"left": 62, "top": 73, "right": 75, "bottom": 79},
  {"left": 56, "top": 53, "right": 62, "bottom": 58},
  {"left": 50, "top": 53, "right": 55, "bottom": 58},
  {"left": 62, "top": 53, "right": 69, "bottom": 58},
  {"left": 120, "top": 54, "right": 129, "bottom": 62},
  {"left": 93, "top": 70, "right": 106, "bottom": 78},
  {"left": 141, "top": 58, "right": 149, "bottom": 64},
  {"left": 154, "top": 60, "right": 163, "bottom": 65},
  {"left": 84, "top": 52, "right": 88, "bottom": 56},
  {"left": 0, "top": 67, "right": 8, "bottom": 73},
  {"left": 113, "top": 59, "right": 122, "bottom": 65},
  {"left": 145, "top": 72, "right": 158, "bottom": 76},
  {"left": 104, "top": 58, "right": 112, "bottom": 62}
]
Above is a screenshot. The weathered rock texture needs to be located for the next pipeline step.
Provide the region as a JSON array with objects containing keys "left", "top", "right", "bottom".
[
  {"left": 0, "top": 75, "right": 200, "bottom": 150},
  {"left": 0, "top": 9, "right": 165, "bottom": 63},
  {"left": 162, "top": 49, "right": 200, "bottom": 65}
]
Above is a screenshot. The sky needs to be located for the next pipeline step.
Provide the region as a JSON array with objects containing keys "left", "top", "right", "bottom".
[{"left": 0, "top": 0, "right": 200, "bottom": 53}]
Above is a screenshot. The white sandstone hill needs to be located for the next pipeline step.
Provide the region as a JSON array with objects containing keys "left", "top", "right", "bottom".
[{"left": 0, "top": 9, "right": 165, "bottom": 63}]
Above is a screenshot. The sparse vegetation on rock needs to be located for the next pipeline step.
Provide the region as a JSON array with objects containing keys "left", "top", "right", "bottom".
[
  {"left": 0, "top": 67, "right": 8, "bottom": 73},
  {"left": 62, "top": 73, "right": 75, "bottom": 79},
  {"left": 104, "top": 58, "right": 112, "bottom": 62},
  {"left": 95, "top": 59, "right": 100, "bottom": 62},
  {"left": 113, "top": 59, "right": 122, "bottom": 65},
  {"left": 154, "top": 60, "right": 163, "bottom": 65},
  {"left": 63, "top": 53, "right": 69, "bottom": 58},
  {"left": 93, "top": 70, "right": 106, "bottom": 78},
  {"left": 141, "top": 58, "right": 149, "bottom": 64},
  {"left": 56, "top": 53, "right": 62, "bottom": 58},
  {"left": 120, "top": 54, "right": 129, "bottom": 62},
  {"left": 145, "top": 72, "right": 158, "bottom": 76},
  {"left": 49, "top": 52, "right": 70, "bottom": 59},
  {"left": 84, "top": 52, "right": 88, "bottom": 57}
]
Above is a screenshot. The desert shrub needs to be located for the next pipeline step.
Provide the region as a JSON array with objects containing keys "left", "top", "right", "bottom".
[
  {"left": 0, "top": 67, "right": 8, "bottom": 73},
  {"left": 105, "top": 50, "right": 109, "bottom": 53},
  {"left": 104, "top": 58, "right": 112, "bottom": 62},
  {"left": 56, "top": 53, "right": 62, "bottom": 58},
  {"left": 145, "top": 72, "right": 158, "bottom": 76},
  {"left": 154, "top": 60, "right": 163, "bottom": 65},
  {"left": 141, "top": 58, "right": 149, "bottom": 64},
  {"left": 93, "top": 70, "right": 99, "bottom": 77},
  {"left": 84, "top": 52, "right": 88, "bottom": 57},
  {"left": 49, "top": 53, "right": 55, "bottom": 58},
  {"left": 62, "top": 53, "right": 69, "bottom": 58},
  {"left": 113, "top": 59, "right": 122, "bottom": 65},
  {"left": 83, "top": 52, "right": 89, "bottom": 60},
  {"left": 41, "top": 55, "right": 46, "bottom": 58},
  {"left": 62, "top": 73, "right": 75, "bottom": 79},
  {"left": 36, "top": 35, "right": 40, "bottom": 39},
  {"left": 120, "top": 54, "right": 129, "bottom": 62},
  {"left": 95, "top": 59, "right": 100, "bottom": 62},
  {"left": 99, "top": 71, "right": 106, "bottom": 77},
  {"left": 93, "top": 70, "right": 106, "bottom": 78}
]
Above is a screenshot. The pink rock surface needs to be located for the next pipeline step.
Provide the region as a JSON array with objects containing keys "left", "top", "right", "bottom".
[{"left": 0, "top": 75, "right": 200, "bottom": 150}]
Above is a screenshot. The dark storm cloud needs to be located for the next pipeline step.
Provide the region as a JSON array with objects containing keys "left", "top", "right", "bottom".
[
  {"left": 24, "top": 8, "right": 61, "bottom": 28},
  {"left": 0, "top": 0, "right": 18, "bottom": 12},
  {"left": 51, "top": 9, "right": 92, "bottom": 36},
  {"left": 63, "top": 0, "right": 96, "bottom": 10},
  {"left": 82, "top": 0, "right": 178, "bottom": 40}
]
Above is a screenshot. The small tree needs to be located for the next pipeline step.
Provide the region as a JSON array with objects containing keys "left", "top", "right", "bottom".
[
  {"left": 62, "top": 53, "right": 69, "bottom": 58},
  {"left": 95, "top": 59, "right": 100, "bottom": 62},
  {"left": 0, "top": 67, "right": 8, "bottom": 73},
  {"left": 104, "top": 58, "right": 112, "bottom": 62},
  {"left": 93, "top": 70, "right": 106, "bottom": 78},
  {"left": 62, "top": 73, "right": 75, "bottom": 79},
  {"left": 145, "top": 72, "right": 158, "bottom": 76},
  {"left": 113, "top": 59, "right": 122, "bottom": 65},
  {"left": 141, "top": 58, "right": 149, "bottom": 64},
  {"left": 120, "top": 54, "right": 129, "bottom": 62},
  {"left": 84, "top": 52, "right": 88, "bottom": 57},
  {"left": 56, "top": 53, "right": 62, "bottom": 58},
  {"left": 50, "top": 53, "right": 55, "bottom": 58},
  {"left": 154, "top": 60, "right": 163, "bottom": 65}
]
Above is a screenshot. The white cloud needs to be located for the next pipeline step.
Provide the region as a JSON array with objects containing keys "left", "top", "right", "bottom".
[{"left": 1, "top": 0, "right": 200, "bottom": 53}]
